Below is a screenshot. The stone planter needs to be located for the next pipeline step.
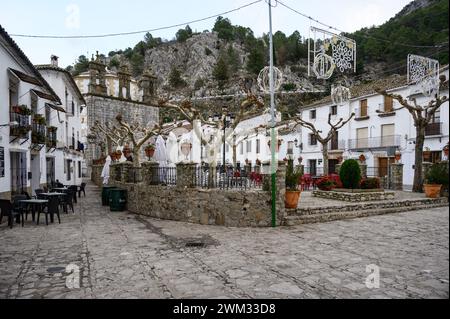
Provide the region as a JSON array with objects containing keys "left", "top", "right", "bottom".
[
  {"left": 424, "top": 184, "right": 442, "bottom": 198},
  {"left": 285, "top": 190, "right": 301, "bottom": 209}
]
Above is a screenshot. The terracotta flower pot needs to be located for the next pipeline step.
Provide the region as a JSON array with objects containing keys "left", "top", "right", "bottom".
[
  {"left": 424, "top": 184, "right": 442, "bottom": 198},
  {"left": 145, "top": 148, "right": 155, "bottom": 158},
  {"left": 285, "top": 190, "right": 301, "bottom": 209}
]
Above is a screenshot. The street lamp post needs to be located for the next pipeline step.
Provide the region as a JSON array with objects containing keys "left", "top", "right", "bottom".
[{"left": 210, "top": 110, "right": 234, "bottom": 173}]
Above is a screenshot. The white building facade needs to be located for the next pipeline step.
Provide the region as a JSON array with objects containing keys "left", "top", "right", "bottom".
[
  {"left": 213, "top": 70, "right": 449, "bottom": 190},
  {"left": 37, "top": 56, "right": 86, "bottom": 186},
  {"left": 0, "top": 25, "right": 63, "bottom": 198}
]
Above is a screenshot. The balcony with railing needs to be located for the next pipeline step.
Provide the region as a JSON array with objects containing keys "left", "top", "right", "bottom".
[
  {"left": 425, "top": 122, "right": 443, "bottom": 137},
  {"left": 9, "top": 112, "right": 31, "bottom": 140},
  {"left": 354, "top": 106, "right": 370, "bottom": 121},
  {"left": 46, "top": 127, "right": 57, "bottom": 149},
  {"left": 31, "top": 123, "right": 46, "bottom": 145},
  {"left": 348, "top": 135, "right": 401, "bottom": 150}
]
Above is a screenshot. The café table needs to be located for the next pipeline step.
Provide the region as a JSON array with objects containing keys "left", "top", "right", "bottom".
[{"left": 19, "top": 199, "right": 49, "bottom": 224}]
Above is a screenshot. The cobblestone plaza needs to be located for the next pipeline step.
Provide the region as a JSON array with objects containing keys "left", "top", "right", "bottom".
[{"left": 0, "top": 184, "right": 448, "bottom": 299}]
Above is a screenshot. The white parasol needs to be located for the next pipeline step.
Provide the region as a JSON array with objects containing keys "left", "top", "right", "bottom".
[
  {"left": 154, "top": 135, "right": 168, "bottom": 166},
  {"left": 101, "top": 156, "right": 112, "bottom": 185},
  {"left": 166, "top": 132, "right": 178, "bottom": 167}
]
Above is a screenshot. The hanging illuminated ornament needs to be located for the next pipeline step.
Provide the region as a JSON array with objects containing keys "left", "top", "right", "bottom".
[
  {"left": 257, "top": 66, "right": 283, "bottom": 93},
  {"left": 331, "top": 84, "right": 351, "bottom": 106},
  {"left": 309, "top": 27, "right": 357, "bottom": 80},
  {"left": 407, "top": 54, "right": 440, "bottom": 97},
  {"left": 312, "top": 45, "right": 335, "bottom": 80}
]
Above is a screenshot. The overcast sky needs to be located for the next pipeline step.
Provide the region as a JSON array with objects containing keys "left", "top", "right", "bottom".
[{"left": 0, "top": 0, "right": 412, "bottom": 67}]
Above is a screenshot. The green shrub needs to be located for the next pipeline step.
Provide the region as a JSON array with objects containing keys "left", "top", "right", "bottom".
[
  {"left": 426, "top": 162, "right": 449, "bottom": 185},
  {"left": 339, "top": 159, "right": 362, "bottom": 189},
  {"left": 360, "top": 178, "right": 381, "bottom": 189}
]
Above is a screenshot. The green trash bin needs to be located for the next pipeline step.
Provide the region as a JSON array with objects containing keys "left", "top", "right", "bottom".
[
  {"left": 109, "top": 188, "right": 127, "bottom": 212},
  {"left": 102, "top": 186, "right": 118, "bottom": 206}
]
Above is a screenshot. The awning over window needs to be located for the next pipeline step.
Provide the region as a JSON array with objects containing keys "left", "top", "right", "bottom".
[{"left": 46, "top": 103, "right": 66, "bottom": 113}]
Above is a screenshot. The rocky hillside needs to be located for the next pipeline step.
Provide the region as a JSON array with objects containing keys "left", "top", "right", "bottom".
[{"left": 68, "top": 0, "right": 448, "bottom": 117}]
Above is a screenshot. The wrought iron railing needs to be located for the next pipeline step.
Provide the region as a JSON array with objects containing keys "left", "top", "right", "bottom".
[
  {"left": 9, "top": 112, "right": 31, "bottom": 138},
  {"left": 46, "top": 129, "right": 57, "bottom": 148},
  {"left": 31, "top": 123, "right": 46, "bottom": 144},
  {"left": 348, "top": 135, "right": 401, "bottom": 150}
]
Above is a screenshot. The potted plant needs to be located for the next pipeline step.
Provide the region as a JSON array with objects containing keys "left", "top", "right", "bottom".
[
  {"left": 33, "top": 114, "right": 46, "bottom": 125},
  {"left": 145, "top": 144, "right": 156, "bottom": 159},
  {"left": 337, "top": 155, "right": 343, "bottom": 164},
  {"left": 395, "top": 150, "right": 402, "bottom": 162},
  {"left": 17, "top": 105, "right": 33, "bottom": 116},
  {"left": 285, "top": 159, "right": 303, "bottom": 209},
  {"left": 424, "top": 162, "right": 449, "bottom": 198},
  {"left": 444, "top": 143, "right": 449, "bottom": 158},
  {"left": 298, "top": 156, "right": 303, "bottom": 164},
  {"left": 359, "top": 154, "right": 366, "bottom": 163}
]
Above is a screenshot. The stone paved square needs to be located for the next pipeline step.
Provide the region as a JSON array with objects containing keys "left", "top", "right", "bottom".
[{"left": 0, "top": 183, "right": 448, "bottom": 299}]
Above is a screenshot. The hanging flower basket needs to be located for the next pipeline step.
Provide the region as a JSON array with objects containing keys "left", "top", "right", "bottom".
[
  {"left": 395, "top": 151, "right": 402, "bottom": 162},
  {"left": 359, "top": 154, "right": 366, "bottom": 163},
  {"left": 337, "top": 155, "right": 344, "bottom": 163},
  {"left": 298, "top": 157, "right": 303, "bottom": 164}
]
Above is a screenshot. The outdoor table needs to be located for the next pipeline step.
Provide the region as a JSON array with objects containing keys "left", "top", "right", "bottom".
[
  {"left": 52, "top": 188, "right": 68, "bottom": 193},
  {"left": 19, "top": 199, "right": 49, "bottom": 223}
]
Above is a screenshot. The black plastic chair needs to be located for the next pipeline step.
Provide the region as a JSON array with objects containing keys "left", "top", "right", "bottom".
[
  {"left": 35, "top": 189, "right": 44, "bottom": 199},
  {"left": 78, "top": 183, "right": 86, "bottom": 198},
  {"left": 0, "top": 199, "right": 24, "bottom": 228},
  {"left": 60, "top": 192, "right": 74, "bottom": 214},
  {"left": 68, "top": 186, "right": 78, "bottom": 204},
  {"left": 37, "top": 197, "right": 60, "bottom": 225}
]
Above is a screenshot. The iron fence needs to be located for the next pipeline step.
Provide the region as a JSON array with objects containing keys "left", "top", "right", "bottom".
[
  {"left": 303, "top": 167, "right": 325, "bottom": 177},
  {"left": 348, "top": 135, "right": 401, "bottom": 150}
]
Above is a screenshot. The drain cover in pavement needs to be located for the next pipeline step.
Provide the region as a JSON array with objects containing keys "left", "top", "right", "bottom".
[
  {"left": 185, "top": 242, "right": 206, "bottom": 248},
  {"left": 47, "top": 267, "right": 66, "bottom": 273}
]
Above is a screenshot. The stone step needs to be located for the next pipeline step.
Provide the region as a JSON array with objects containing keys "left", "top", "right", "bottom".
[
  {"left": 288, "top": 198, "right": 448, "bottom": 216},
  {"left": 283, "top": 203, "right": 448, "bottom": 226}
]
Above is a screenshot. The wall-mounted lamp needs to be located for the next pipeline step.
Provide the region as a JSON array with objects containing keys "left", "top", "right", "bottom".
[{"left": 294, "top": 139, "right": 303, "bottom": 150}]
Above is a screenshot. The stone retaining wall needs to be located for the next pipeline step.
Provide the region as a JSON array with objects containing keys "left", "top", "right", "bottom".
[
  {"left": 313, "top": 190, "right": 395, "bottom": 202},
  {"left": 114, "top": 183, "right": 283, "bottom": 227},
  {"left": 91, "top": 165, "right": 103, "bottom": 187},
  {"left": 106, "top": 161, "right": 287, "bottom": 228}
]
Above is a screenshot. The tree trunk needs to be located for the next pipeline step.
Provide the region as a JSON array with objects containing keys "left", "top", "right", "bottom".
[
  {"left": 322, "top": 142, "right": 329, "bottom": 176},
  {"left": 413, "top": 125, "right": 426, "bottom": 193},
  {"left": 133, "top": 149, "right": 141, "bottom": 168},
  {"left": 233, "top": 144, "right": 237, "bottom": 168}
]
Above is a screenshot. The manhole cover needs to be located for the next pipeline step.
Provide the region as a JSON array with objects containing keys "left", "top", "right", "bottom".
[
  {"left": 185, "top": 242, "right": 206, "bottom": 248},
  {"left": 47, "top": 267, "right": 66, "bottom": 274}
]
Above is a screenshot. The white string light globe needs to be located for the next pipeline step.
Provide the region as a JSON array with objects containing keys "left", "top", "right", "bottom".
[
  {"left": 331, "top": 84, "right": 351, "bottom": 106},
  {"left": 257, "top": 66, "right": 283, "bottom": 93}
]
